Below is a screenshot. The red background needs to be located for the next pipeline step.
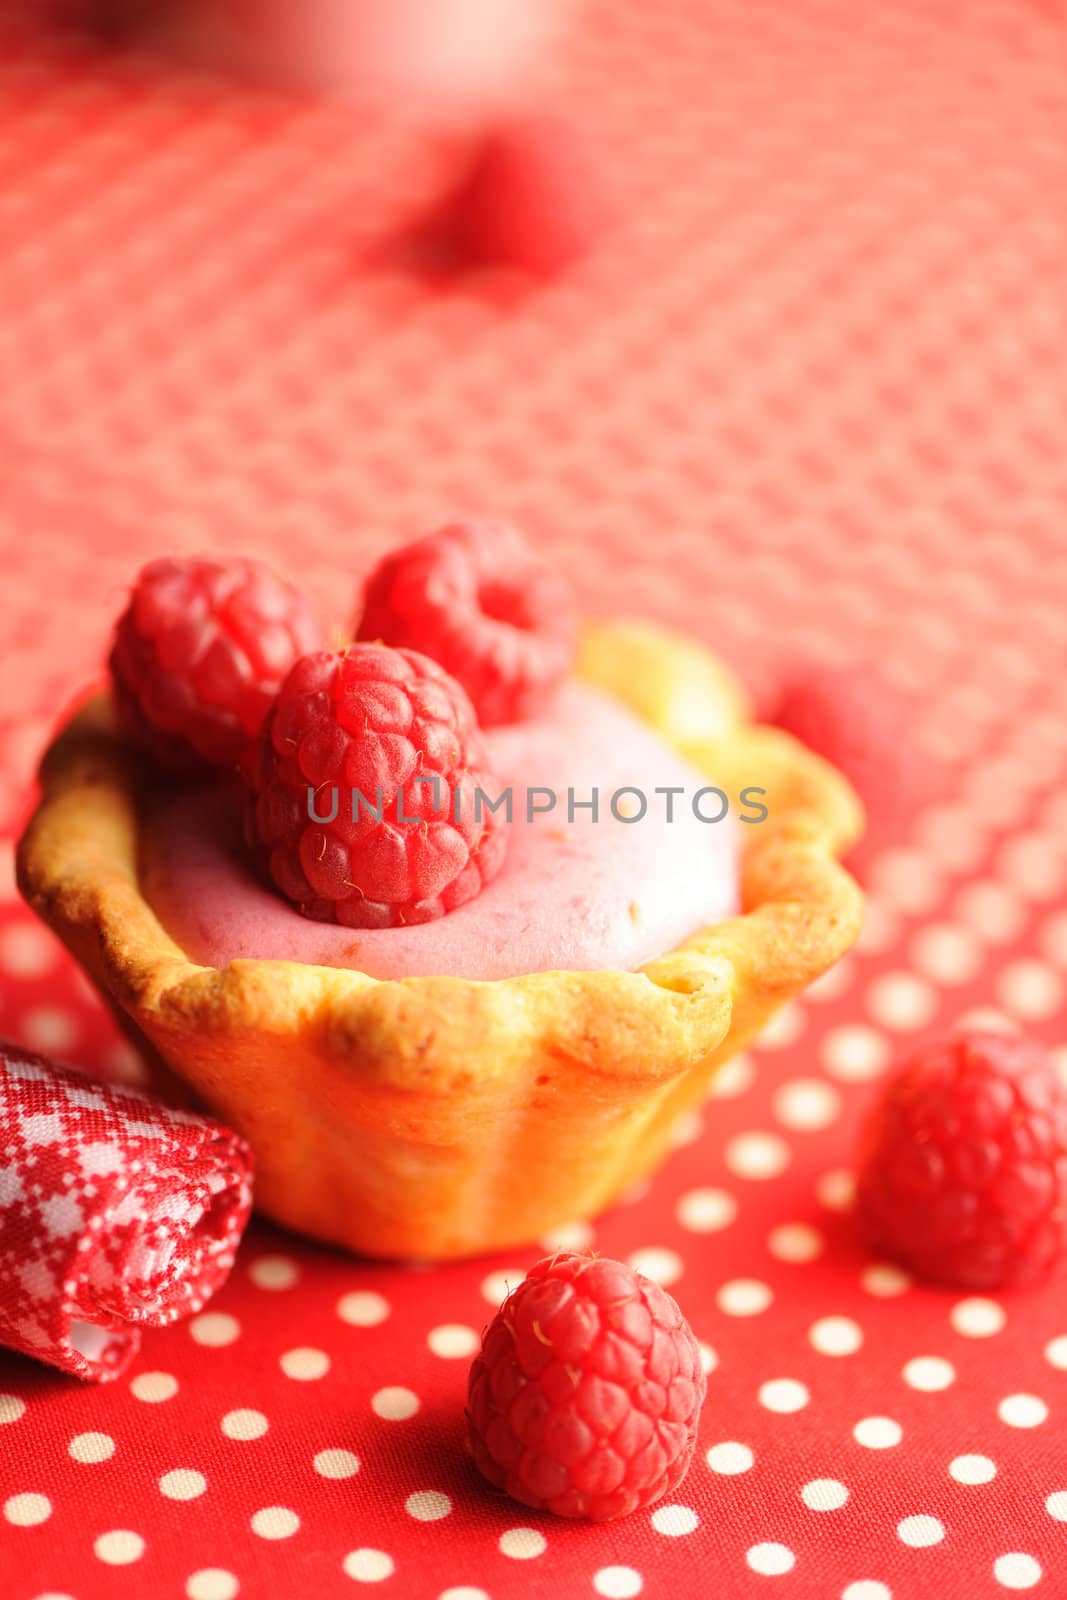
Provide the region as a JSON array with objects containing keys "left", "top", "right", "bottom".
[{"left": 0, "top": 3, "right": 1065, "bottom": 1598}]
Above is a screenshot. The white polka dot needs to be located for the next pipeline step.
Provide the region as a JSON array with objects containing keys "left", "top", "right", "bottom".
[
  {"left": 759, "top": 1378, "right": 809, "bottom": 1414},
  {"left": 427, "top": 1324, "right": 480, "bottom": 1359},
  {"left": 950, "top": 1454, "right": 996, "bottom": 1484},
  {"left": 668, "top": 1109, "right": 703, "bottom": 1147},
  {"left": 1046, "top": 1491, "right": 1067, "bottom": 1521},
  {"left": 405, "top": 1491, "right": 452, "bottom": 1522},
  {"left": 998, "top": 1394, "right": 1048, "bottom": 1428},
  {"left": 758, "top": 1003, "right": 806, "bottom": 1049},
  {"left": 810, "top": 1316, "right": 863, "bottom": 1356},
  {"left": 867, "top": 972, "right": 939, "bottom": 1031},
  {"left": 628, "top": 1247, "right": 683, "bottom": 1286},
  {"left": 726, "top": 1131, "right": 791, "bottom": 1180},
  {"left": 707, "top": 1441, "right": 754, "bottom": 1474},
  {"left": 746, "top": 1543, "right": 796, "bottom": 1576},
  {"left": 897, "top": 1515, "right": 944, "bottom": 1548},
  {"left": 950, "top": 1298, "right": 1005, "bottom": 1338},
  {"left": 816, "top": 1168, "right": 855, "bottom": 1211},
  {"left": 160, "top": 1470, "right": 207, "bottom": 1501},
  {"left": 69, "top": 1432, "right": 115, "bottom": 1463},
  {"left": 954, "top": 881, "right": 1026, "bottom": 946},
  {"left": 102, "top": 1039, "right": 149, "bottom": 1086},
  {"left": 539, "top": 1220, "right": 594, "bottom": 1251},
  {"left": 20, "top": 1006, "right": 78, "bottom": 1053},
  {"left": 1047, "top": 1336, "right": 1067, "bottom": 1371},
  {"left": 250, "top": 1255, "right": 299, "bottom": 1290},
  {"left": 94, "top": 1530, "right": 145, "bottom": 1564},
  {"left": 280, "top": 1347, "right": 330, "bottom": 1381},
  {"left": 822, "top": 1025, "right": 890, "bottom": 1082},
  {"left": 870, "top": 850, "right": 942, "bottom": 914},
  {"left": 717, "top": 1279, "right": 773, "bottom": 1317},
  {"left": 593, "top": 1568, "right": 643, "bottom": 1598},
  {"left": 903, "top": 1356, "right": 955, "bottom": 1392},
  {"left": 221, "top": 1408, "right": 268, "bottom": 1440},
  {"left": 842, "top": 1584, "right": 891, "bottom": 1600},
  {"left": 0, "top": 923, "right": 57, "bottom": 977},
  {"left": 698, "top": 1342, "right": 718, "bottom": 1374},
  {"left": 768, "top": 1223, "right": 824, "bottom": 1262},
  {"left": 802, "top": 1478, "right": 849, "bottom": 1511},
  {"left": 0, "top": 1395, "right": 26, "bottom": 1424},
  {"left": 807, "top": 957, "right": 857, "bottom": 1003},
  {"left": 954, "top": 1006, "right": 1020, "bottom": 1036},
  {"left": 997, "top": 961, "right": 1064, "bottom": 1021},
  {"left": 998, "top": 835, "right": 1065, "bottom": 901},
  {"left": 314, "top": 1449, "right": 360, "bottom": 1479},
  {"left": 481, "top": 1270, "right": 522, "bottom": 1305},
  {"left": 190, "top": 1313, "right": 240, "bottom": 1347},
  {"left": 774, "top": 1078, "right": 841, "bottom": 1131},
  {"left": 186, "top": 1570, "right": 239, "bottom": 1600},
  {"left": 498, "top": 1527, "right": 547, "bottom": 1559},
  {"left": 438, "top": 1590, "right": 489, "bottom": 1600},
  {"left": 337, "top": 1291, "right": 391, "bottom": 1327},
  {"left": 131, "top": 1371, "right": 178, "bottom": 1402},
  {"left": 707, "top": 1052, "right": 757, "bottom": 1098},
  {"left": 251, "top": 1507, "right": 299, "bottom": 1540},
  {"left": 372, "top": 1387, "right": 419, "bottom": 1420},
  {"left": 915, "top": 808, "right": 987, "bottom": 873},
  {"left": 862, "top": 1264, "right": 911, "bottom": 1297},
  {"left": 853, "top": 1417, "right": 902, "bottom": 1449},
  {"left": 651, "top": 1504, "right": 698, "bottom": 1536},
  {"left": 910, "top": 922, "right": 982, "bottom": 986},
  {"left": 676, "top": 1188, "right": 738, "bottom": 1233},
  {"left": 342, "top": 1549, "right": 394, "bottom": 1582},
  {"left": 5, "top": 1493, "right": 51, "bottom": 1526},
  {"left": 993, "top": 1554, "right": 1042, "bottom": 1590},
  {"left": 1039, "top": 910, "right": 1067, "bottom": 969},
  {"left": 857, "top": 897, "right": 900, "bottom": 955}
]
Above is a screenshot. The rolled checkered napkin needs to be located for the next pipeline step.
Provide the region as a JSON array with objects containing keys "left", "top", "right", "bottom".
[{"left": 0, "top": 1046, "right": 253, "bottom": 1381}]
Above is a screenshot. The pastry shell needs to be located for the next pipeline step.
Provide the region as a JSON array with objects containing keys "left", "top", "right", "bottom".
[{"left": 17, "top": 623, "right": 863, "bottom": 1260}]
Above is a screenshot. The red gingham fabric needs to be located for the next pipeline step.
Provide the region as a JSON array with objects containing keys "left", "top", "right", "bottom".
[
  {"left": 0, "top": 1, "right": 1065, "bottom": 1598},
  {"left": 0, "top": 1047, "right": 253, "bottom": 1382}
]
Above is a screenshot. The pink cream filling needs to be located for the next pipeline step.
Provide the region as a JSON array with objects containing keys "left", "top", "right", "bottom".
[{"left": 139, "top": 683, "right": 738, "bottom": 982}]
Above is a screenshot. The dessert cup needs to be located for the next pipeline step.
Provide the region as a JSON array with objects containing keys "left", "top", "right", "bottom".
[{"left": 17, "top": 622, "right": 863, "bottom": 1259}]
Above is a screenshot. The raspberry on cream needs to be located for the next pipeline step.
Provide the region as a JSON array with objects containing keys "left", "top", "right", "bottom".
[
  {"left": 245, "top": 642, "right": 508, "bottom": 928},
  {"left": 356, "top": 521, "right": 576, "bottom": 727},
  {"left": 140, "top": 681, "right": 738, "bottom": 982},
  {"left": 110, "top": 555, "right": 323, "bottom": 772}
]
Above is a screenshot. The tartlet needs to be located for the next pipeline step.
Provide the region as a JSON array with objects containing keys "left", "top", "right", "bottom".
[{"left": 17, "top": 621, "right": 863, "bottom": 1260}]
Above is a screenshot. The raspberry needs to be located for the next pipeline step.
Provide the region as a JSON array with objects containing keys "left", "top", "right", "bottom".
[
  {"left": 245, "top": 642, "right": 508, "bottom": 928},
  {"left": 466, "top": 1252, "right": 705, "bottom": 1520},
  {"left": 856, "top": 1032, "right": 1067, "bottom": 1290},
  {"left": 441, "top": 116, "right": 613, "bottom": 280},
  {"left": 356, "top": 522, "right": 576, "bottom": 727},
  {"left": 772, "top": 664, "right": 931, "bottom": 871},
  {"left": 110, "top": 556, "right": 323, "bottom": 771}
]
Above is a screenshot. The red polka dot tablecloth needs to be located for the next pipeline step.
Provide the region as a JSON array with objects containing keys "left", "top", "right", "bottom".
[{"left": 1, "top": 2, "right": 1066, "bottom": 1598}]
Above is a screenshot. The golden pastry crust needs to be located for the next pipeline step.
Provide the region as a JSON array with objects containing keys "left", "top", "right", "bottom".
[{"left": 17, "top": 623, "right": 863, "bottom": 1259}]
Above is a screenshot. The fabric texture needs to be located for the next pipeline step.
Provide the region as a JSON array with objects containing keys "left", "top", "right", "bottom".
[{"left": 0, "top": 1047, "right": 253, "bottom": 1381}]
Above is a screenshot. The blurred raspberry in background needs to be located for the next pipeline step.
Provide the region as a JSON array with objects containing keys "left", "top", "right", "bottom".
[{"left": 76, "top": 0, "right": 580, "bottom": 110}]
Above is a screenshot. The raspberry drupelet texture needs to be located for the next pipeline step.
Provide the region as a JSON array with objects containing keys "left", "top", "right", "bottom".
[
  {"left": 467, "top": 1252, "right": 705, "bottom": 1520},
  {"left": 245, "top": 642, "right": 508, "bottom": 928},
  {"left": 856, "top": 1032, "right": 1067, "bottom": 1290},
  {"left": 110, "top": 556, "right": 323, "bottom": 770},
  {"left": 355, "top": 521, "right": 577, "bottom": 727}
]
